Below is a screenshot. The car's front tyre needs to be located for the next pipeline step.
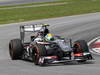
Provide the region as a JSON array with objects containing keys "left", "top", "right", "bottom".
[{"left": 32, "top": 44, "right": 47, "bottom": 66}]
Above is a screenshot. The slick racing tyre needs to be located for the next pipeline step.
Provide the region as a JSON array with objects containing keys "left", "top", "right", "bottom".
[
  {"left": 9, "top": 39, "right": 24, "bottom": 60},
  {"left": 32, "top": 44, "right": 46, "bottom": 66},
  {"left": 73, "top": 40, "right": 89, "bottom": 62},
  {"left": 73, "top": 40, "right": 89, "bottom": 53}
]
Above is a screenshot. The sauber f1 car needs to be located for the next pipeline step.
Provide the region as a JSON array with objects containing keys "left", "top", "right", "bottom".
[{"left": 9, "top": 24, "right": 93, "bottom": 66}]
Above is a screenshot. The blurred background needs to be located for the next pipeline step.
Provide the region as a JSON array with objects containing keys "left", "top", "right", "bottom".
[{"left": 0, "top": 0, "right": 55, "bottom": 6}]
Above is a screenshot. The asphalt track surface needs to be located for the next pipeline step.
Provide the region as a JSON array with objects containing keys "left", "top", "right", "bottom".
[
  {"left": 0, "top": 0, "right": 55, "bottom": 6},
  {"left": 0, "top": 13, "right": 100, "bottom": 75}
]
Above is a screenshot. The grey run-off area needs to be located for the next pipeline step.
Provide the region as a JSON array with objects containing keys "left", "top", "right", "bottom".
[
  {"left": 0, "top": 13, "right": 100, "bottom": 75},
  {"left": 0, "top": 0, "right": 55, "bottom": 6}
]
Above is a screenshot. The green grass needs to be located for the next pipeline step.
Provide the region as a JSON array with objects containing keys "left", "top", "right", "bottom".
[{"left": 0, "top": 0, "right": 100, "bottom": 24}]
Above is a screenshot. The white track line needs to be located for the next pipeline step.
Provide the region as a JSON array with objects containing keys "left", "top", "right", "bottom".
[{"left": 88, "top": 36, "right": 100, "bottom": 46}]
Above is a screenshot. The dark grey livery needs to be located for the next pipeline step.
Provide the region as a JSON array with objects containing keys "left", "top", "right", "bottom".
[{"left": 9, "top": 24, "right": 93, "bottom": 66}]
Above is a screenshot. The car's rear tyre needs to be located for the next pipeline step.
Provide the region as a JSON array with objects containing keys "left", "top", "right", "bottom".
[
  {"left": 73, "top": 40, "right": 89, "bottom": 62},
  {"left": 9, "top": 39, "right": 24, "bottom": 60},
  {"left": 32, "top": 44, "right": 46, "bottom": 66}
]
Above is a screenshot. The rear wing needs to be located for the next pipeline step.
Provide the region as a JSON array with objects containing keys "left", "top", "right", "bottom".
[
  {"left": 20, "top": 24, "right": 49, "bottom": 32},
  {"left": 20, "top": 24, "right": 49, "bottom": 43}
]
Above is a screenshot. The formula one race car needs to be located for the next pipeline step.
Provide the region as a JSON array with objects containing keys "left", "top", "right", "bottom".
[{"left": 9, "top": 24, "right": 93, "bottom": 66}]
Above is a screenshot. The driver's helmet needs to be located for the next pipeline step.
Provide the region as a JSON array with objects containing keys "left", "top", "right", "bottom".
[{"left": 45, "top": 33, "right": 55, "bottom": 41}]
